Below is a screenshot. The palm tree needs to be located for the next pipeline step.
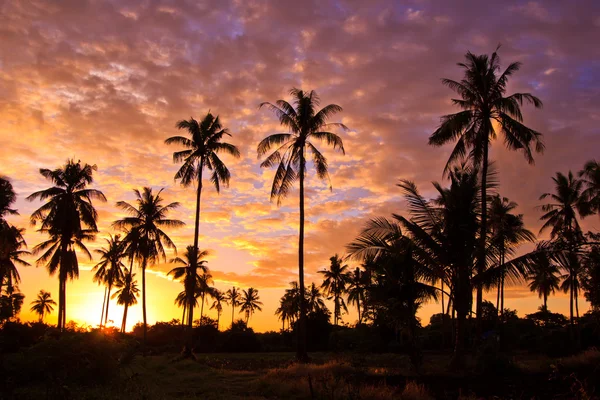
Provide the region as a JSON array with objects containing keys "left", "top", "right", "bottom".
[
  {"left": 258, "top": 88, "right": 347, "bottom": 360},
  {"left": 579, "top": 160, "right": 600, "bottom": 216},
  {"left": 347, "top": 267, "right": 368, "bottom": 324},
  {"left": 113, "top": 187, "right": 183, "bottom": 346},
  {"left": 0, "top": 176, "right": 18, "bottom": 225},
  {"left": 29, "top": 290, "right": 56, "bottom": 322},
  {"left": 319, "top": 255, "right": 351, "bottom": 326},
  {"left": 195, "top": 272, "right": 214, "bottom": 324},
  {"left": 92, "top": 234, "right": 126, "bottom": 328},
  {"left": 112, "top": 268, "right": 139, "bottom": 333},
  {"left": 240, "top": 287, "right": 263, "bottom": 325},
  {"left": 527, "top": 253, "right": 560, "bottom": 310},
  {"left": 168, "top": 245, "right": 209, "bottom": 332},
  {"left": 0, "top": 226, "right": 30, "bottom": 294},
  {"left": 210, "top": 289, "right": 225, "bottom": 330},
  {"left": 225, "top": 286, "right": 241, "bottom": 328},
  {"left": 27, "top": 160, "right": 106, "bottom": 331},
  {"left": 306, "top": 283, "right": 327, "bottom": 314},
  {"left": 488, "top": 195, "right": 535, "bottom": 317},
  {"left": 429, "top": 48, "right": 544, "bottom": 323}
]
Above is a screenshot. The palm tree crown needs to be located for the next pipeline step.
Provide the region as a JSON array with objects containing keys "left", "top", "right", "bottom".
[
  {"left": 240, "top": 287, "right": 263, "bottom": 324},
  {"left": 319, "top": 254, "right": 351, "bottom": 326},
  {"left": 30, "top": 290, "right": 56, "bottom": 322}
]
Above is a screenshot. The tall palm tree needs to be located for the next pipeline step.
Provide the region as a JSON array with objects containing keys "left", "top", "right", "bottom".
[
  {"left": 0, "top": 176, "right": 18, "bottom": 225},
  {"left": 210, "top": 289, "right": 225, "bottom": 330},
  {"left": 429, "top": 48, "right": 544, "bottom": 323},
  {"left": 579, "top": 160, "right": 600, "bottom": 216},
  {"left": 195, "top": 272, "right": 214, "bottom": 324},
  {"left": 92, "top": 234, "right": 126, "bottom": 328},
  {"left": 0, "top": 226, "right": 30, "bottom": 294},
  {"left": 258, "top": 88, "right": 347, "bottom": 360},
  {"left": 319, "top": 255, "right": 351, "bottom": 326},
  {"left": 240, "top": 287, "right": 263, "bottom": 325},
  {"left": 29, "top": 290, "right": 56, "bottom": 322},
  {"left": 112, "top": 268, "right": 139, "bottom": 333},
  {"left": 306, "top": 282, "right": 327, "bottom": 314},
  {"left": 27, "top": 160, "right": 106, "bottom": 331},
  {"left": 527, "top": 253, "right": 560, "bottom": 310},
  {"left": 225, "top": 286, "right": 241, "bottom": 328},
  {"left": 488, "top": 195, "right": 535, "bottom": 317},
  {"left": 347, "top": 267, "right": 368, "bottom": 324},
  {"left": 113, "top": 187, "right": 183, "bottom": 346},
  {"left": 168, "top": 245, "right": 209, "bottom": 331}
]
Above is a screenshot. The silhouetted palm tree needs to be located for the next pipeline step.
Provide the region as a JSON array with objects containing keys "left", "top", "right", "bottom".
[
  {"left": 429, "top": 48, "right": 543, "bottom": 323},
  {"left": 579, "top": 160, "right": 600, "bottom": 216},
  {"left": 0, "top": 176, "right": 18, "bottom": 225},
  {"left": 488, "top": 195, "right": 535, "bottom": 317},
  {"left": 210, "top": 289, "right": 225, "bottom": 330},
  {"left": 528, "top": 253, "right": 560, "bottom": 310},
  {"left": 196, "top": 272, "right": 214, "bottom": 323},
  {"left": 0, "top": 226, "right": 30, "bottom": 294},
  {"left": 28, "top": 160, "right": 106, "bottom": 331},
  {"left": 112, "top": 268, "right": 139, "bottom": 333},
  {"left": 306, "top": 282, "right": 327, "bottom": 314},
  {"left": 319, "top": 255, "right": 351, "bottom": 326},
  {"left": 30, "top": 290, "right": 56, "bottom": 322},
  {"left": 113, "top": 187, "right": 183, "bottom": 346},
  {"left": 225, "top": 286, "right": 241, "bottom": 328},
  {"left": 347, "top": 267, "right": 368, "bottom": 324},
  {"left": 258, "top": 88, "right": 347, "bottom": 361},
  {"left": 240, "top": 287, "right": 262, "bottom": 325},
  {"left": 92, "top": 234, "right": 126, "bottom": 328},
  {"left": 540, "top": 171, "right": 586, "bottom": 243},
  {"left": 168, "top": 245, "right": 209, "bottom": 332}
]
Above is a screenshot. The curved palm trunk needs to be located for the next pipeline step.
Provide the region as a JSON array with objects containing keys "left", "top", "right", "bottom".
[
  {"left": 200, "top": 293, "right": 206, "bottom": 324},
  {"left": 100, "top": 286, "right": 107, "bottom": 328},
  {"left": 104, "top": 284, "right": 113, "bottom": 326},
  {"left": 297, "top": 151, "right": 308, "bottom": 362},
  {"left": 476, "top": 141, "right": 489, "bottom": 331}
]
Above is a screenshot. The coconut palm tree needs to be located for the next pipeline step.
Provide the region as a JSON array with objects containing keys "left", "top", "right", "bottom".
[
  {"left": 319, "top": 255, "right": 351, "bottom": 326},
  {"left": 347, "top": 267, "right": 368, "bottom": 324},
  {"left": 258, "top": 88, "right": 347, "bottom": 360},
  {"left": 29, "top": 290, "right": 56, "bottom": 322},
  {"left": 225, "top": 286, "right": 241, "bottom": 328},
  {"left": 210, "top": 289, "right": 225, "bottom": 330},
  {"left": 113, "top": 187, "right": 183, "bottom": 346},
  {"left": 27, "top": 160, "right": 106, "bottom": 331},
  {"left": 0, "top": 226, "right": 30, "bottom": 294},
  {"left": 92, "top": 234, "right": 126, "bottom": 328},
  {"left": 112, "top": 268, "right": 140, "bottom": 333},
  {"left": 240, "top": 287, "right": 262, "bottom": 325},
  {"left": 429, "top": 48, "right": 544, "bottom": 323},
  {"left": 488, "top": 195, "right": 535, "bottom": 317},
  {"left": 168, "top": 245, "right": 209, "bottom": 331},
  {"left": 579, "top": 160, "right": 600, "bottom": 216},
  {"left": 306, "top": 283, "right": 327, "bottom": 314},
  {"left": 0, "top": 176, "right": 18, "bottom": 225},
  {"left": 527, "top": 253, "right": 560, "bottom": 310}
]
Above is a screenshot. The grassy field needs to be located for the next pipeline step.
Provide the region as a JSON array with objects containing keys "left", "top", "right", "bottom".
[{"left": 5, "top": 350, "right": 600, "bottom": 399}]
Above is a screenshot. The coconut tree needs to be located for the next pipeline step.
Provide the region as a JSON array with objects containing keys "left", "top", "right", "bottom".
[
  {"left": 27, "top": 160, "right": 106, "bottom": 331},
  {"left": 168, "top": 245, "right": 209, "bottom": 331},
  {"left": 195, "top": 272, "right": 214, "bottom": 324},
  {"left": 258, "top": 88, "right": 347, "bottom": 360},
  {"left": 347, "top": 267, "right": 368, "bottom": 324},
  {"left": 0, "top": 226, "right": 30, "bottom": 294},
  {"left": 306, "top": 283, "right": 327, "bottom": 314},
  {"left": 113, "top": 187, "right": 183, "bottom": 346},
  {"left": 319, "top": 255, "right": 351, "bottom": 326},
  {"left": 240, "top": 287, "right": 263, "bottom": 325},
  {"left": 210, "top": 289, "right": 225, "bottom": 330},
  {"left": 29, "top": 290, "right": 56, "bottom": 322},
  {"left": 428, "top": 48, "right": 544, "bottom": 322},
  {"left": 579, "top": 160, "right": 600, "bottom": 216},
  {"left": 112, "top": 268, "right": 139, "bottom": 333},
  {"left": 92, "top": 234, "right": 126, "bottom": 328},
  {"left": 527, "top": 253, "right": 560, "bottom": 310},
  {"left": 0, "top": 176, "right": 18, "bottom": 226},
  {"left": 225, "top": 286, "right": 241, "bottom": 328},
  {"left": 488, "top": 195, "right": 535, "bottom": 317}
]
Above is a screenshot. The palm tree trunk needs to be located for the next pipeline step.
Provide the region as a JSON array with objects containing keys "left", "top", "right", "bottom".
[
  {"left": 217, "top": 311, "right": 220, "bottom": 331},
  {"left": 142, "top": 258, "right": 147, "bottom": 353},
  {"left": 570, "top": 278, "right": 574, "bottom": 326},
  {"left": 121, "top": 303, "right": 129, "bottom": 333},
  {"left": 200, "top": 293, "right": 205, "bottom": 323},
  {"left": 357, "top": 300, "right": 361, "bottom": 324},
  {"left": 476, "top": 141, "right": 489, "bottom": 331},
  {"left": 575, "top": 286, "right": 579, "bottom": 319},
  {"left": 496, "top": 283, "right": 501, "bottom": 314},
  {"left": 543, "top": 292, "right": 548, "bottom": 310},
  {"left": 58, "top": 276, "right": 64, "bottom": 331},
  {"left": 100, "top": 286, "right": 107, "bottom": 328},
  {"left": 181, "top": 304, "right": 186, "bottom": 328},
  {"left": 231, "top": 304, "right": 235, "bottom": 328},
  {"left": 441, "top": 280, "right": 445, "bottom": 316},
  {"left": 297, "top": 150, "right": 307, "bottom": 362},
  {"left": 500, "top": 245, "right": 505, "bottom": 319},
  {"left": 105, "top": 284, "right": 112, "bottom": 326}
]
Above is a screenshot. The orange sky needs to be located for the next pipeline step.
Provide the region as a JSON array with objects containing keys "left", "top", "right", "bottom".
[{"left": 2, "top": 0, "right": 599, "bottom": 332}]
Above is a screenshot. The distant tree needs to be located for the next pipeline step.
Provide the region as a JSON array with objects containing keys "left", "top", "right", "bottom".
[
  {"left": 0, "top": 226, "right": 30, "bottom": 294},
  {"left": 28, "top": 160, "right": 106, "bottom": 331},
  {"left": 429, "top": 48, "right": 543, "bottom": 324},
  {"left": 0, "top": 176, "right": 18, "bottom": 225},
  {"left": 319, "top": 255, "right": 351, "bottom": 326},
  {"left": 29, "top": 290, "right": 56, "bottom": 322},
  {"left": 92, "top": 234, "right": 126, "bottom": 328},
  {"left": 112, "top": 268, "right": 139, "bottom": 333},
  {"left": 528, "top": 252, "right": 561, "bottom": 310},
  {"left": 113, "top": 187, "right": 183, "bottom": 347},
  {"left": 526, "top": 306, "right": 568, "bottom": 328},
  {"left": 579, "top": 160, "right": 600, "bottom": 216},
  {"left": 582, "top": 244, "right": 600, "bottom": 311},
  {"left": 196, "top": 272, "right": 214, "bottom": 323},
  {"left": 225, "top": 286, "right": 241, "bottom": 328},
  {"left": 258, "top": 88, "right": 347, "bottom": 361},
  {"left": 306, "top": 283, "right": 327, "bottom": 314},
  {"left": 0, "top": 286, "right": 25, "bottom": 322},
  {"left": 210, "top": 289, "right": 225, "bottom": 330},
  {"left": 240, "top": 287, "right": 263, "bottom": 325},
  {"left": 347, "top": 267, "right": 369, "bottom": 324}
]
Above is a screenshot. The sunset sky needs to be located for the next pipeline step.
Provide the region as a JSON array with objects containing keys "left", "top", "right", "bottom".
[{"left": 1, "top": 0, "right": 599, "bottom": 332}]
